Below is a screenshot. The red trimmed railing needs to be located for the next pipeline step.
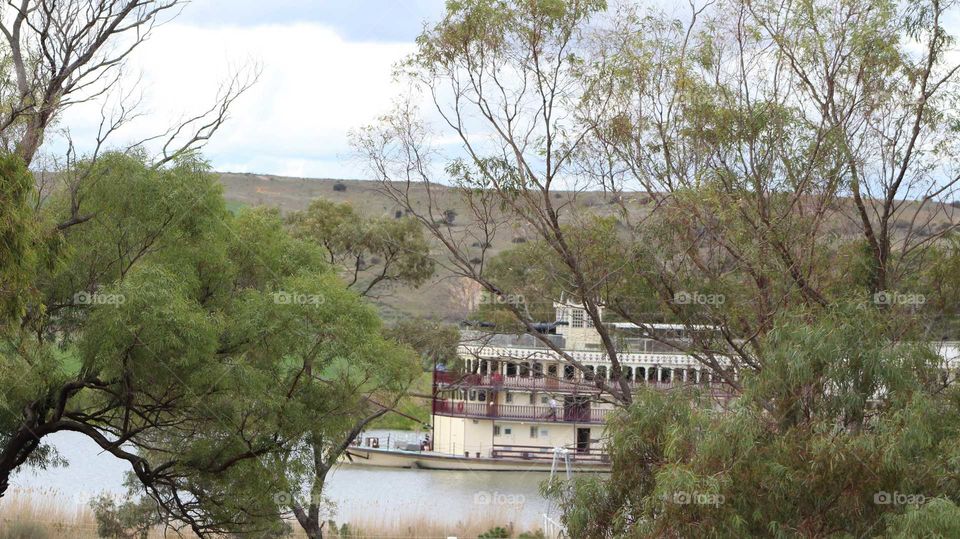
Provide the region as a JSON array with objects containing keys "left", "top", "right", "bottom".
[
  {"left": 432, "top": 399, "right": 609, "bottom": 424},
  {"left": 490, "top": 444, "right": 610, "bottom": 463}
]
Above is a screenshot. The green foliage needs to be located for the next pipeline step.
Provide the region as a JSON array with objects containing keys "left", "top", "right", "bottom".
[
  {"left": 288, "top": 199, "right": 434, "bottom": 297},
  {"left": 552, "top": 305, "right": 960, "bottom": 537},
  {"left": 0, "top": 150, "right": 420, "bottom": 534},
  {"left": 385, "top": 318, "right": 460, "bottom": 370},
  {"left": 0, "top": 153, "right": 46, "bottom": 321},
  {"left": 90, "top": 493, "right": 162, "bottom": 539},
  {"left": 368, "top": 371, "right": 432, "bottom": 430},
  {"left": 884, "top": 498, "right": 960, "bottom": 538},
  {"left": 477, "top": 526, "right": 510, "bottom": 539},
  {"left": 481, "top": 240, "right": 563, "bottom": 322}
]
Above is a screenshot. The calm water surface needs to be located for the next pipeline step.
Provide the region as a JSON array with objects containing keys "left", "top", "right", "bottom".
[{"left": 9, "top": 430, "right": 556, "bottom": 530}]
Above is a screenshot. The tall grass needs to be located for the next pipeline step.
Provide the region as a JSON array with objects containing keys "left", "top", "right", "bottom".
[
  {"left": 0, "top": 491, "right": 545, "bottom": 538},
  {"left": 0, "top": 488, "right": 100, "bottom": 538}
]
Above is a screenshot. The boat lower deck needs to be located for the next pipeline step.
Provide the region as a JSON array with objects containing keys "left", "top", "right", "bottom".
[{"left": 342, "top": 446, "right": 611, "bottom": 472}]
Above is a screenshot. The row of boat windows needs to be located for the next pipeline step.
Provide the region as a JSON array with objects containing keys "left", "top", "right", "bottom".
[
  {"left": 493, "top": 425, "right": 549, "bottom": 438},
  {"left": 465, "top": 360, "right": 730, "bottom": 383},
  {"left": 456, "top": 389, "right": 552, "bottom": 404}
]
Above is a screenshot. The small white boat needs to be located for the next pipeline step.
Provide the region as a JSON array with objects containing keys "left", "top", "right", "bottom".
[{"left": 342, "top": 445, "right": 611, "bottom": 472}]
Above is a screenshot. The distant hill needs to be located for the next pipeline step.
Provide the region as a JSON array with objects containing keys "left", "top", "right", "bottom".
[
  {"left": 218, "top": 172, "right": 555, "bottom": 321},
  {"left": 217, "top": 172, "right": 958, "bottom": 322}
]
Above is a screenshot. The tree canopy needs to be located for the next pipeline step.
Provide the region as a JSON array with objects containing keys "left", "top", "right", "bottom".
[
  {"left": 0, "top": 152, "right": 420, "bottom": 536},
  {"left": 356, "top": 0, "right": 960, "bottom": 535}
]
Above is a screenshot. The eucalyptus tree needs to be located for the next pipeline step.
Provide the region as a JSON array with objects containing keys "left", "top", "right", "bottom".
[
  {"left": 356, "top": 0, "right": 960, "bottom": 402},
  {"left": 356, "top": 0, "right": 960, "bottom": 535},
  {"left": 354, "top": 0, "right": 641, "bottom": 403},
  {"left": 283, "top": 199, "right": 432, "bottom": 538},
  {"left": 287, "top": 199, "right": 435, "bottom": 299}
]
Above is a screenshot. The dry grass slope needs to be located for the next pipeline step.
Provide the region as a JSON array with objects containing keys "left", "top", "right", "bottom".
[
  {"left": 218, "top": 172, "right": 645, "bottom": 322},
  {"left": 217, "top": 172, "right": 959, "bottom": 322}
]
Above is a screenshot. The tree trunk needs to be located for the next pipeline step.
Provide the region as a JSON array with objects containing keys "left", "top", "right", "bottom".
[
  {"left": 0, "top": 414, "right": 47, "bottom": 498},
  {"left": 291, "top": 504, "right": 323, "bottom": 539}
]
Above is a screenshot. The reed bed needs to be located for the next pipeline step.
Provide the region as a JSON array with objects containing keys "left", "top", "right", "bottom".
[{"left": 0, "top": 491, "right": 544, "bottom": 538}]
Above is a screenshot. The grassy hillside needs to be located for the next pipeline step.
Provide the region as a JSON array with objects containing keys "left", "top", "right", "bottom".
[
  {"left": 217, "top": 172, "right": 958, "bottom": 322},
  {"left": 218, "top": 172, "right": 645, "bottom": 321}
]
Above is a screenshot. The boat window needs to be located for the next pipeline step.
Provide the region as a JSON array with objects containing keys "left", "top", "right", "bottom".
[
  {"left": 469, "top": 389, "right": 477, "bottom": 401},
  {"left": 494, "top": 425, "right": 501, "bottom": 436},
  {"left": 529, "top": 393, "right": 535, "bottom": 405},
  {"left": 597, "top": 366, "right": 607, "bottom": 380},
  {"left": 530, "top": 426, "right": 538, "bottom": 438},
  {"left": 478, "top": 390, "right": 486, "bottom": 402},
  {"left": 540, "top": 429, "right": 549, "bottom": 437},
  {"left": 505, "top": 392, "right": 513, "bottom": 403},
  {"left": 572, "top": 309, "right": 585, "bottom": 328},
  {"left": 583, "top": 365, "right": 595, "bottom": 381},
  {"left": 504, "top": 427, "right": 512, "bottom": 435},
  {"left": 533, "top": 362, "right": 543, "bottom": 378},
  {"left": 506, "top": 362, "right": 518, "bottom": 376},
  {"left": 520, "top": 362, "right": 530, "bottom": 377}
]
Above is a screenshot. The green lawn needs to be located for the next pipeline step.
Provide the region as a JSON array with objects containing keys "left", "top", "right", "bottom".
[{"left": 369, "top": 371, "right": 433, "bottom": 430}]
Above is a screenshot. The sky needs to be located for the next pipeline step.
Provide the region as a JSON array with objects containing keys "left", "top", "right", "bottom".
[{"left": 55, "top": 0, "right": 448, "bottom": 179}]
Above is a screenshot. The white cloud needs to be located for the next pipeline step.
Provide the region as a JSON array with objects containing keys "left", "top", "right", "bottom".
[{"left": 55, "top": 23, "right": 416, "bottom": 178}]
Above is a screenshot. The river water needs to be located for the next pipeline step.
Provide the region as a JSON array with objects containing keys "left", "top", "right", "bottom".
[{"left": 8, "top": 430, "right": 556, "bottom": 531}]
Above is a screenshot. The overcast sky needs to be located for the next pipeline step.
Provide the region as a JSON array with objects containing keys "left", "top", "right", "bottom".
[{"left": 55, "top": 0, "right": 447, "bottom": 179}]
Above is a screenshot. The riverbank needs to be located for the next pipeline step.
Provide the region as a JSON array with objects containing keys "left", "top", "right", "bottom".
[
  {"left": 0, "top": 492, "right": 547, "bottom": 538},
  {"left": 10, "top": 431, "right": 556, "bottom": 534}
]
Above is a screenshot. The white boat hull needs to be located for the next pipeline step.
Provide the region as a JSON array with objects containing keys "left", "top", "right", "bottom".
[{"left": 342, "top": 446, "right": 610, "bottom": 472}]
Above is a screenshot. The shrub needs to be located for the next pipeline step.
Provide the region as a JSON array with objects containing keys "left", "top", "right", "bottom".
[
  {"left": 443, "top": 208, "right": 457, "bottom": 224},
  {"left": 333, "top": 182, "right": 347, "bottom": 192},
  {"left": 511, "top": 237, "right": 527, "bottom": 243},
  {"left": 326, "top": 520, "right": 363, "bottom": 538},
  {"left": 477, "top": 527, "right": 510, "bottom": 539},
  {"left": 90, "top": 494, "right": 163, "bottom": 539},
  {"left": 469, "top": 257, "right": 482, "bottom": 265}
]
